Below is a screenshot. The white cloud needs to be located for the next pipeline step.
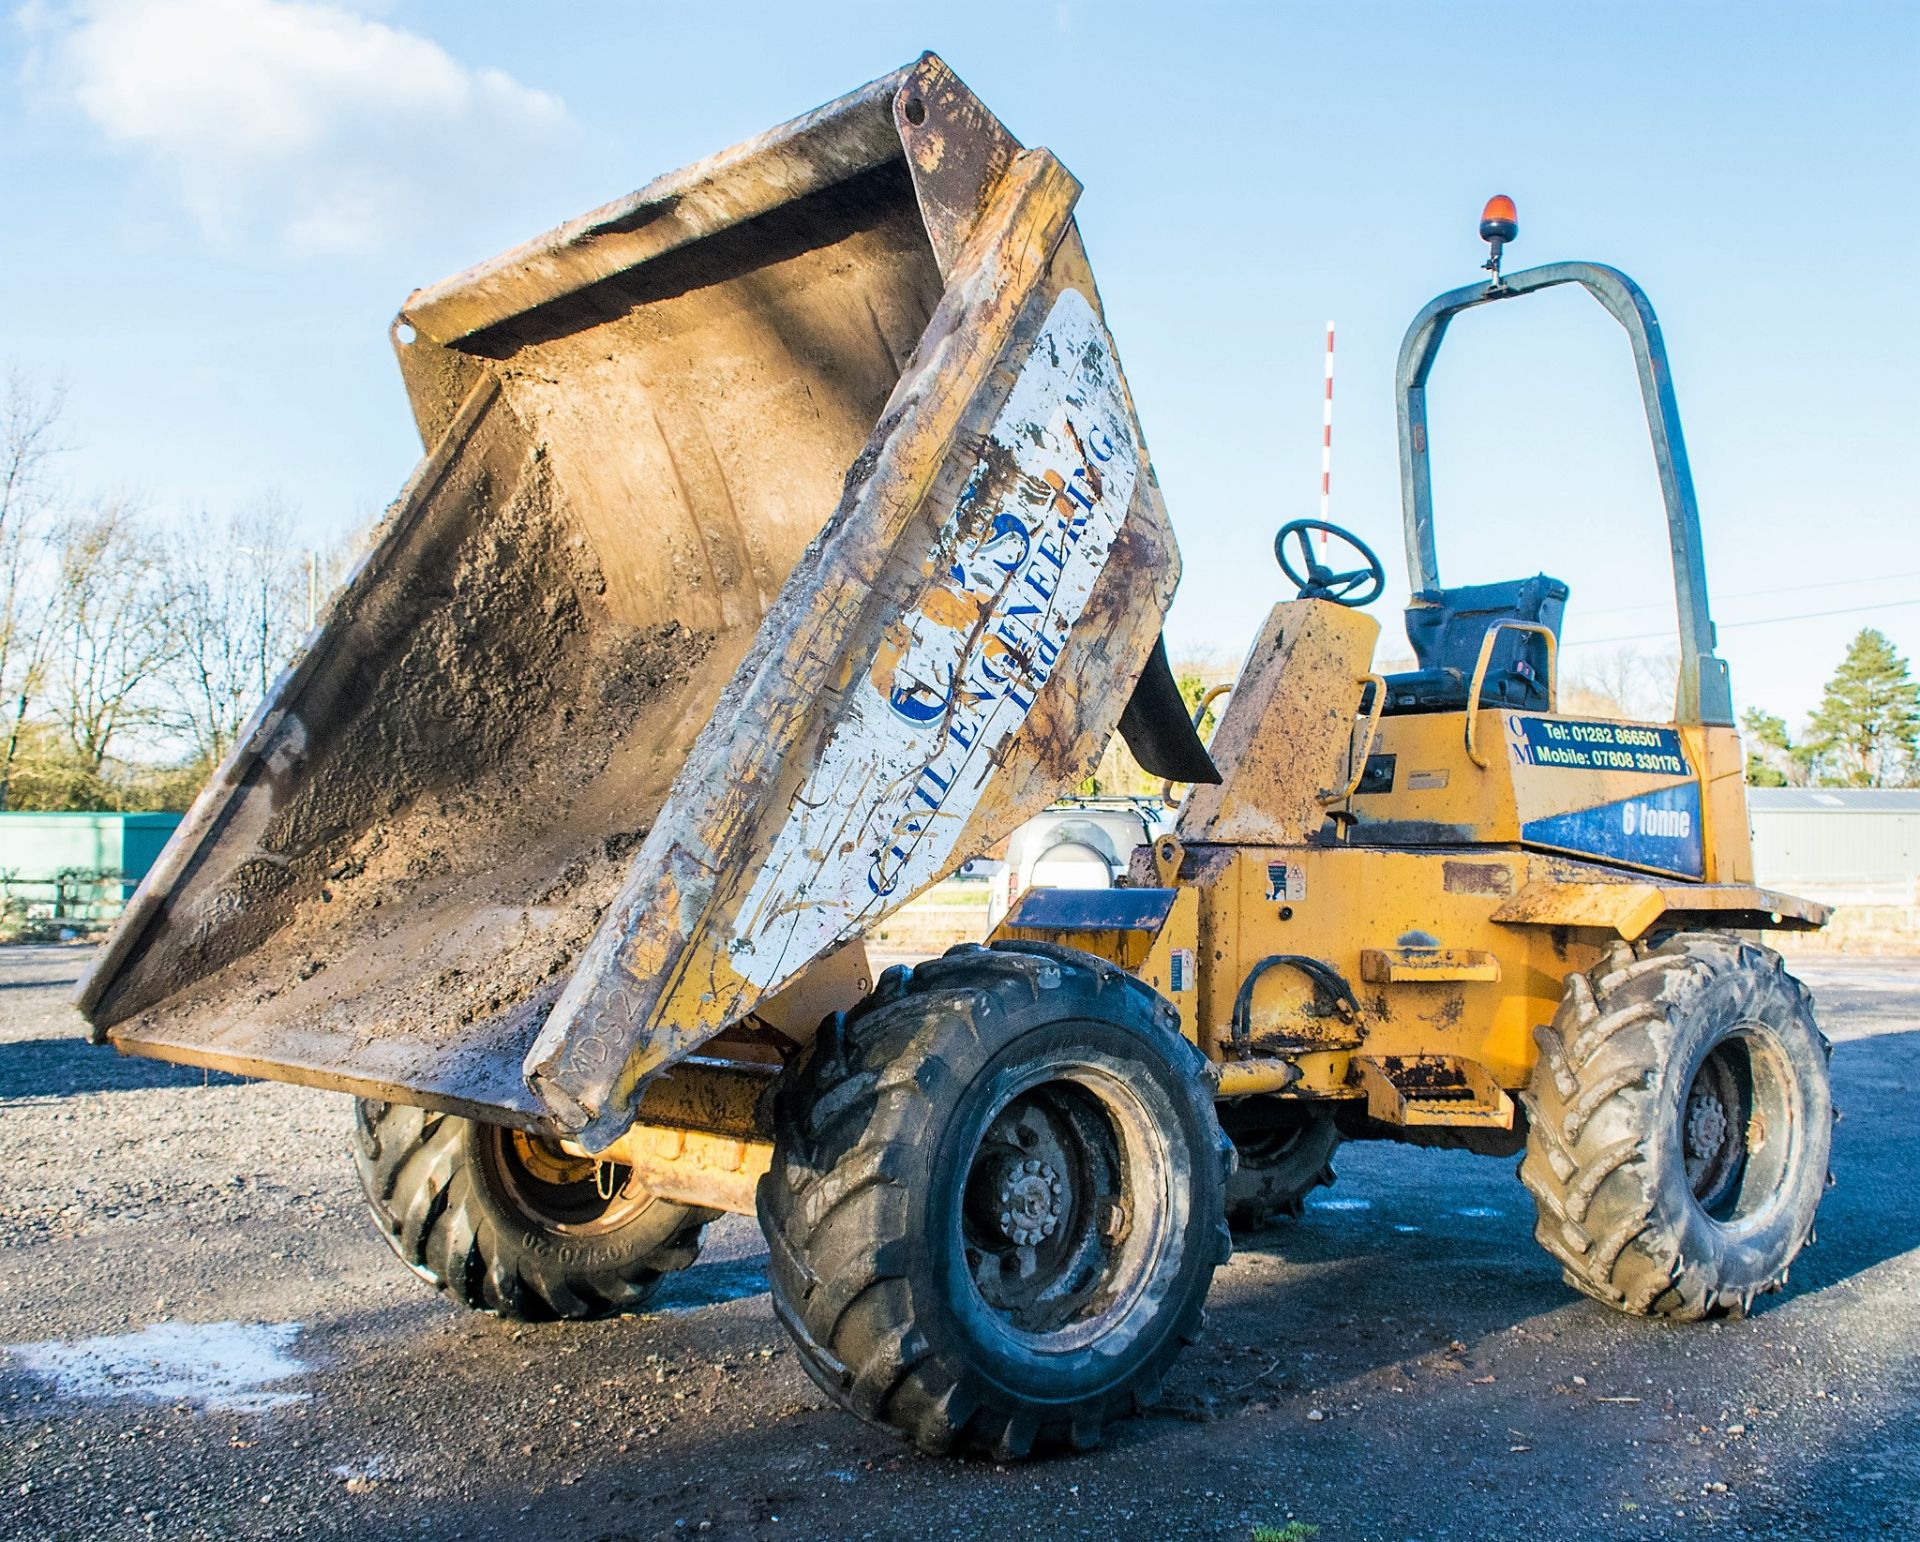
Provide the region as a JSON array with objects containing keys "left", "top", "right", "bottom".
[{"left": 21, "top": 0, "right": 570, "bottom": 253}]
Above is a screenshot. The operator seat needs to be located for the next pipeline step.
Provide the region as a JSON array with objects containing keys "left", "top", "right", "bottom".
[{"left": 1376, "top": 574, "right": 1568, "bottom": 715}]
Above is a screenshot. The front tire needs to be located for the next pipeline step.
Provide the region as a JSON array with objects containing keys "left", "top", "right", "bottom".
[
  {"left": 759, "top": 943, "right": 1232, "bottom": 1458},
  {"left": 1519, "top": 933, "right": 1832, "bottom": 1320},
  {"left": 352, "top": 1100, "right": 714, "bottom": 1320}
]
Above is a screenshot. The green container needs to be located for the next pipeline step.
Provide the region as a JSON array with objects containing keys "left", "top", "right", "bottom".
[{"left": 0, "top": 811, "right": 183, "bottom": 920}]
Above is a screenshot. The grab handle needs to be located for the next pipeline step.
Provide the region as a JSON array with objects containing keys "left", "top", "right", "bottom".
[{"left": 1464, "top": 623, "right": 1557, "bottom": 769}]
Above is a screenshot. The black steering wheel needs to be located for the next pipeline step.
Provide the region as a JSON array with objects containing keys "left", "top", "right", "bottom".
[{"left": 1273, "top": 519, "right": 1386, "bottom": 607}]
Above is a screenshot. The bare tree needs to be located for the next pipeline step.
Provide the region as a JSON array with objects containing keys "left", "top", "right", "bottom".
[
  {"left": 0, "top": 370, "right": 67, "bottom": 808},
  {"left": 0, "top": 371, "right": 350, "bottom": 811},
  {"left": 0, "top": 367, "right": 63, "bottom": 545},
  {"left": 46, "top": 499, "right": 176, "bottom": 780},
  {"left": 164, "top": 496, "right": 312, "bottom": 767},
  {"left": 1564, "top": 645, "right": 1679, "bottom": 722}
]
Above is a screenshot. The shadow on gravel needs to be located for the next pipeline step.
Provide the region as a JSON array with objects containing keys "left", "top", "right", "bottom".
[
  {"left": 1771, "top": 1395, "right": 1920, "bottom": 1537},
  {"left": 1780, "top": 1023, "right": 1920, "bottom": 1300},
  {"left": 644, "top": 1257, "right": 772, "bottom": 1314},
  {"left": 0, "top": 1035, "right": 249, "bottom": 1099}
]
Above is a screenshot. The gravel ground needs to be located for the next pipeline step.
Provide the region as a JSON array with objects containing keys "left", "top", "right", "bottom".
[{"left": 1, "top": 943, "right": 1914, "bottom": 1541}]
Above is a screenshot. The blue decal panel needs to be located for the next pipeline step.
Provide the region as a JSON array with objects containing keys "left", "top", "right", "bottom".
[
  {"left": 1506, "top": 717, "right": 1689, "bottom": 777},
  {"left": 1522, "top": 782, "right": 1704, "bottom": 878}
]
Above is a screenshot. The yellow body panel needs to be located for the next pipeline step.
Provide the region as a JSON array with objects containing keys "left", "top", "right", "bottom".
[
  {"left": 1342, "top": 710, "right": 1754, "bottom": 884},
  {"left": 1687, "top": 722, "right": 1756, "bottom": 883},
  {"left": 1138, "top": 886, "right": 1202, "bottom": 1040},
  {"left": 1192, "top": 843, "right": 1601, "bottom": 1096},
  {"left": 1182, "top": 602, "right": 1382, "bottom": 846},
  {"left": 998, "top": 597, "right": 1827, "bottom": 1133}
]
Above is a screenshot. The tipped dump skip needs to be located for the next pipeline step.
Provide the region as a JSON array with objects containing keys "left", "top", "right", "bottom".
[
  {"left": 83, "top": 117, "right": 944, "bottom": 1120},
  {"left": 80, "top": 55, "right": 1182, "bottom": 1137}
]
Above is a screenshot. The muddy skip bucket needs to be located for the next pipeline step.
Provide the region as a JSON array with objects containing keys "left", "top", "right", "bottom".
[{"left": 77, "top": 54, "right": 1207, "bottom": 1147}]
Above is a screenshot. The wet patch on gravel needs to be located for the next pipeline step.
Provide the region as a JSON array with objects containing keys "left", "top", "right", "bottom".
[{"left": 8, "top": 1322, "right": 310, "bottom": 1413}]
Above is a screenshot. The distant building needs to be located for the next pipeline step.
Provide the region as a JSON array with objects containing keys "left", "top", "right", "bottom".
[{"left": 1748, "top": 789, "right": 1920, "bottom": 907}]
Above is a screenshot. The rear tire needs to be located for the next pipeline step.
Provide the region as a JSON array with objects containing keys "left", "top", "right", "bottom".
[
  {"left": 758, "top": 943, "right": 1232, "bottom": 1458},
  {"left": 1219, "top": 1100, "right": 1339, "bottom": 1231},
  {"left": 352, "top": 1100, "right": 714, "bottom": 1321},
  {"left": 1519, "top": 932, "right": 1832, "bottom": 1320}
]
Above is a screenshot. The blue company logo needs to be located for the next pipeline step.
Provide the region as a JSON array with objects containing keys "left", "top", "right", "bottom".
[{"left": 1522, "top": 781, "right": 1704, "bottom": 877}]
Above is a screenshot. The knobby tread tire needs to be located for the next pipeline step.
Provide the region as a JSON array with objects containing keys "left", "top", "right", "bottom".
[
  {"left": 1518, "top": 932, "right": 1833, "bottom": 1321},
  {"left": 351, "top": 1100, "right": 712, "bottom": 1321},
  {"left": 1220, "top": 1102, "right": 1340, "bottom": 1231},
  {"left": 759, "top": 942, "right": 1233, "bottom": 1458}
]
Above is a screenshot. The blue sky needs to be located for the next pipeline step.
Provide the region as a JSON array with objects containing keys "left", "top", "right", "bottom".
[{"left": 4, "top": 0, "right": 1915, "bottom": 724}]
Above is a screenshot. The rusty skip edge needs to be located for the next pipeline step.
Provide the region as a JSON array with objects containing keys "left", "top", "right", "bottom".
[
  {"left": 71, "top": 52, "right": 1018, "bottom": 1035},
  {"left": 403, "top": 51, "right": 1015, "bottom": 345},
  {"left": 530, "top": 161, "right": 1180, "bottom": 1149}
]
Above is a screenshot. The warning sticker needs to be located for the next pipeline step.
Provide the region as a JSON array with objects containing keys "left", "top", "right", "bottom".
[
  {"left": 1265, "top": 862, "right": 1306, "bottom": 903},
  {"left": 1169, "top": 948, "right": 1194, "bottom": 993}
]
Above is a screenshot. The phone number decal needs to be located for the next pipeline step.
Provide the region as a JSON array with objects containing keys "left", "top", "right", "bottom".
[{"left": 1506, "top": 716, "right": 1690, "bottom": 777}]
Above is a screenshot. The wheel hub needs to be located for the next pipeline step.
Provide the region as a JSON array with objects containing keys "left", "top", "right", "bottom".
[
  {"left": 959, "top": 1075, "right": 1159, "bottom": 1340},
  {"left": 1682, "top": 1035, "right": 1766, "bottom": 1220},
  {"left": 1685, "top": 1086, "right": 1731, "bottom": 1162},
  {"left": 488, "top": 1127, "right": 646, "bottom": 1235},
  {"left": 995, "top": 1156, "right": 1064, "bottom": 1246}
]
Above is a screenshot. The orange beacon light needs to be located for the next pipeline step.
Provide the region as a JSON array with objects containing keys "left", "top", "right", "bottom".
[{"left": 1479, "top": 194, "right": 1518, "bottom": 279}]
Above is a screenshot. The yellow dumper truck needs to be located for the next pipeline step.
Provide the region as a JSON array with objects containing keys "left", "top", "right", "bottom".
[{"left": 78, "top": 56, "right": 1833, "bottom": 1459}]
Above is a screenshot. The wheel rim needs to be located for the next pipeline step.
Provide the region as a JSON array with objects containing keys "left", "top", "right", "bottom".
[
  {"left": 1681, "top": 1028, "right": 1797, "bottom": 1227},
  {"left": 957, "top": 1065, "right": 1172, "bottom": 1351},
  {"left": 481, "top": 1126, "right": 649, "bottom": 1236}
]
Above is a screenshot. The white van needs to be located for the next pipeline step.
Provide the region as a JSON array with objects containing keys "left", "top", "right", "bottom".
[{"left": 985, "top": 797, "right": 1171, "bottom": 926}]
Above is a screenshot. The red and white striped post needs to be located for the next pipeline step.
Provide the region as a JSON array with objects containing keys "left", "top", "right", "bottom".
[{"left": 1318, "top": 321, "right": 1335, "bottom": 542}]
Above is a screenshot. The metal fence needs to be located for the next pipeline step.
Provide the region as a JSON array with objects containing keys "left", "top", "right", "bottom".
[{"left": 0, "top": 867, "right": 127, "bottom": 926}]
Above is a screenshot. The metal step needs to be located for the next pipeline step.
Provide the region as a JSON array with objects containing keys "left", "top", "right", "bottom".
[{"left": 1353, "top": 1053, "right": 1515, "bottom": 1128}]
